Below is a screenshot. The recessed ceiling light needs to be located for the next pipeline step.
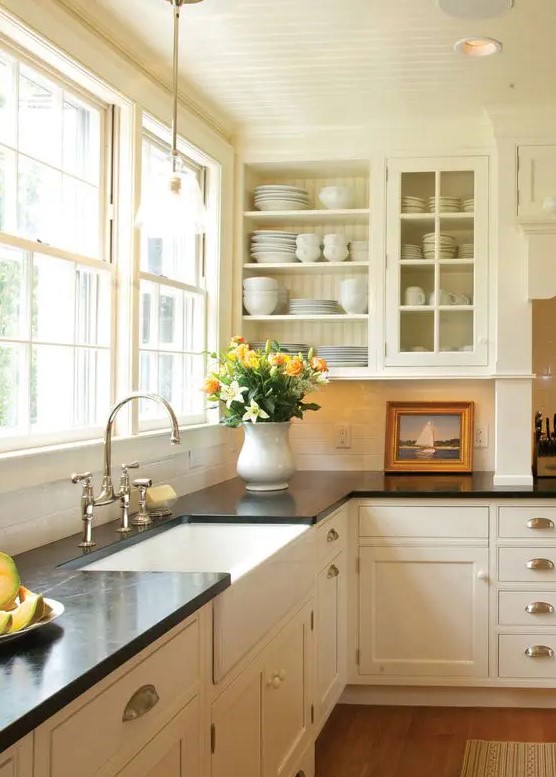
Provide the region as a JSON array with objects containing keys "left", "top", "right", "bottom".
[
  {"left": 454, "top": 37, "right": 503, "bottom": 57},
  {"left": 439, "top": 0, "right": 513, "bottom": 19}
]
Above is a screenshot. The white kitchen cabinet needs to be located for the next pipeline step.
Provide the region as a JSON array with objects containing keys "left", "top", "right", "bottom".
[
  {"left": 109, "top": 697, "right": 199, "bottom": 777},
  {"left": 517, "top": 145, "right": 556, "bottom": 219},
  {"left": 239, "top": 161, "right": 371, "bottom": 378},
  {"left": 358, "top": 545, "right": 489, "bottom": 678},
  {"left": 384, "top": 157, "right": 489, "bottom": 367},
  {"left": 314, "top": 506, "right": 348, "bottom": 731},
  {"left": 211, "top": 601, "right": 313, "bottom": 777},
  {"left": 0, "top": 736, "right": 32, "bottom": 777}
]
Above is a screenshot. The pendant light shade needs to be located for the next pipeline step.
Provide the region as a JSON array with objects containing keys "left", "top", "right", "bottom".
[{"left": 136, "top": 0, "right": 207, "bottom": 237}]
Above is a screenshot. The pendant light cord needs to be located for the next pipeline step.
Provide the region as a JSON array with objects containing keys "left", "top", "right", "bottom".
[{"left": 171, "top": 0, "right": 183, "bottom": 175}]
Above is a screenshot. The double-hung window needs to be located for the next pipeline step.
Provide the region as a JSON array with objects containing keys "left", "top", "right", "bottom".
[
  {"left": 138, "top": 129, "right": 207, "bottom": 428},
  {"left": 0, "top": 44, "right": 111, "bottom": 451}
]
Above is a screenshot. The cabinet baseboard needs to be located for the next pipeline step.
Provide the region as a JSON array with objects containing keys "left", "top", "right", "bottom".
[{"left": 340, "top": 684, "right": 556, "bottom": 708}]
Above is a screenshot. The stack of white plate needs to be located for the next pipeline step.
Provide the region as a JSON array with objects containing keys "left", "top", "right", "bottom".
[
  {"left": 463, "top": 198, "right": 474, "bottom": 213},
  {"left": 349, "top": 240, "right": 368, "bottom": 261},
  {"left": 422, "top": 232, "right": 457, "bottom": 259},
  {"left": 249, "top": 341, "right": 310, "bottom": 357},
  {"left": 458, "top": 243, "right": 474, "bottom": 258},
  {"left": 289, "top": 299, "right": 340, "bottom": 316},
  {"left": 401, "top": 243, "right": 424, "bottom": 260},
  {"left": 250, "top": 230, "right": 297, "bottom": 264},
  {"left": 427, "top": 196, "right": 461, "bottom": 213},
  {"left": 401, "top": 196, "right": 426, "bottom": 213},
  {"left": 253, "top": 185, "right": 310, "bottom": 211},
  {"left": 316, "top": 345, "right": 368, "bottom": 367}
]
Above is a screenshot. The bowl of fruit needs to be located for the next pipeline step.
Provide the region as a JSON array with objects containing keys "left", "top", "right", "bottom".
[{"left": 0, "top": 552, "right": 64, "bottom": 642}]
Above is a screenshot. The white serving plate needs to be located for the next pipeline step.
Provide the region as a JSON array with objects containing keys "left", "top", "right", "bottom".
[
  {"left": 255, "top": 200, "right": 310, "bottom": 211},
  {"left": 0, "top": 597, "right": 64, "bottom": 644},
  {"left": 251, "top": 253, "right": 298, "bottom": 264}
]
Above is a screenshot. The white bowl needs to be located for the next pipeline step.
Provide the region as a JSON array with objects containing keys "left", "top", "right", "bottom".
[
  {"left": 295, "top": 246, "right": 321, "bottom": 263},
  {"left": 323, "top": 245, "right": 349, "bottom": 262},
  {"left": 340, "top": 292, "right": 368, "bottom": 314},
  {"left": 296, "top": 233, "right": 321, "bottom": 244},
  {"left": 323, "top": 233, "right": 348, "bottom": 244},
  {"left": 243, "top": 277, "right": 278, "bottom": 291},
  {"left": 243, "top": 293, "right": 278, "bottom": 316},
  {"left": 318, "top": 186, "right": 353, "bottom": 210}
]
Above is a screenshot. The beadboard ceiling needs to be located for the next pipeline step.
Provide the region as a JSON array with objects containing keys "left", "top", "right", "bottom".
[{"left": 60, "top": 0, "right": 556, "bottom": 135}]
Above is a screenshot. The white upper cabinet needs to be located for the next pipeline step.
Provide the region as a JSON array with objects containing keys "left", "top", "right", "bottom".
[
  {"left": 384, "top": 157, "right": 489, "bottom": 368},
  {"left": 517, "top": 145, "right": 556, "bottom": 220},
  {"left": 238, "top": 160, "right": 371, "bottom": 378}
]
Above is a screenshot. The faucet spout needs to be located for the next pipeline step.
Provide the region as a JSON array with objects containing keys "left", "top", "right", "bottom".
[{"left": 95, "top": 392, "right": 181, "bottom": 506}]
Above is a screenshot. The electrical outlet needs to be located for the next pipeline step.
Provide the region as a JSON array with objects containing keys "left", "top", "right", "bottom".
[
  {"left": 336, "top": 423, "right": 351, "bottom": 449},
  {"left": 474, "top": 425, "right": 488, "bottom": 448}
]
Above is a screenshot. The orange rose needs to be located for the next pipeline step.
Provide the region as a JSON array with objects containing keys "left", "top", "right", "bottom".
[
  {"left": 310, "top": 356, "right": 328, "bottom": 372},
  {"left": 268, "top": 352, "right": 287, "bottom": 367},
  {"left": 284, "top": 357, "right": 303, "bottom": 377},
  {"left": 203, "top": 377, "right": 220, "bottom": 394},
  {"left": 229, "top": 335, "right": 245, "bottom": 347}
]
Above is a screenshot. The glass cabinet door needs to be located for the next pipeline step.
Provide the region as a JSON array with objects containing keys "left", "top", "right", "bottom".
[{"left": 385, "top": 157, "right": 488, "bottom": 367}]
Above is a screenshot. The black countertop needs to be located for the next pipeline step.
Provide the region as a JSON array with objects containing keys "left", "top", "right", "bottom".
[{"left": 3, "top": 469, "right": 556, "bottom": 753}]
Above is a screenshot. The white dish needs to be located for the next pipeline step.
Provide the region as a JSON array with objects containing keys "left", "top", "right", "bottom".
[
  {"left": 251, "top": 252, "right": 298, "bottom": 264},
  {"left": 0, "top": 597, "right": 64, "bottom": 643},
  {"left": 255, "top": 200, "right": 310, "bottom": 212}
]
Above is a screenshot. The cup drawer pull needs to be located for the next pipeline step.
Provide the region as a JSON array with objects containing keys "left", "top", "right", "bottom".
[
  {"left": 122, "top": 684, "right": 160, "bottom": 722},
  {"left": 327, "top": 528, "right": 339, "bottom": 542},
  {"left": 525, "top": 602, "right": 555, "bottom": 614},
  {"left": 527, "top": 517, "right": 555, "bottom": 530},
  {"left": 525, "top": 645, "right": 554, "bottom": 658},
  {"left": 526, "top": 558, "right": 555, "bottom": 570},
  {"left": 327, "top": 564, "right": 340, "bottom": 579}
]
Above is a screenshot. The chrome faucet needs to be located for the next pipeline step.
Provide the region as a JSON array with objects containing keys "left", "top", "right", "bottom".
[{"left": 71, "top": 393, "right": 181, "bottom": 546}]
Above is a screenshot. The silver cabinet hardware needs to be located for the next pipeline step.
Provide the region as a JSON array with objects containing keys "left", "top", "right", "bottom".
[
  {"left": 327, "top": 528, "right": 339, "bottom": 542},
  {"left": 524, "top": 645, "right": 554, "bottom": 658},
  {"left": 527, "top": 517, "right": 555, "bottom": 530},
  {"left": 132, "top": 478, "right": 153, "bottom": 526},
  {"left": 327, "top": 564, "right": 340, "bottom": 579},
  {"left": 525, "top": 602, "right": 555, "bottom": 614},
  {"left": 122, "top": 684, "right": 160, "bottom": 721},
  {"left": 526, "top": 558, "right": 555, "bottom": 570}
]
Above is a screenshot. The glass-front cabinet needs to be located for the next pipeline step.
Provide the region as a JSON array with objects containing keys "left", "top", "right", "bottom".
[{"left": 384, "top": 157, "right": 489, "bottom": 368}]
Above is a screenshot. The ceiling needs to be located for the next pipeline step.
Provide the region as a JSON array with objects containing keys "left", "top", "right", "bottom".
[{"left": 59, "top": 0, "right": 556, "bottom": 135}]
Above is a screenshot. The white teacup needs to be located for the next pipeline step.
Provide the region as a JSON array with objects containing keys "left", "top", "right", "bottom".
[
  {"left": 428, "top": 289, "right": 456, "bottom": 306},
  {"left": 404, "top": 286, "right": 426, "bottom": 306},
  {"left": 452, "top": 293, "right": 471, "bottom": 305}
]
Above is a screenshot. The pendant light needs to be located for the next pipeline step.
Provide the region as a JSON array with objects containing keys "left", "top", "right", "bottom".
[{"left": 137, "top": 0, "right": 207, "bottom": 237}]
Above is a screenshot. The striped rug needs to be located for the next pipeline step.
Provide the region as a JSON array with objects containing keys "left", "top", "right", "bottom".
[{"left": 461, "top": 740, "right": 556, "bottom": 777}]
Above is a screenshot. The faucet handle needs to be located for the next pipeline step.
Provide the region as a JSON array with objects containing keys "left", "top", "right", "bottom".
[
  {"left": 71, "top": 472, "right": 92, "bottom": 484},
  {"left": 121, "top": 461, "right": 140, "bottom": 474}
]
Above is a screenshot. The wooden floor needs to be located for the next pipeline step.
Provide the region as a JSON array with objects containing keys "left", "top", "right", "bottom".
[{"left": 315, "top": 705, "right": 556, "bottom": 777}]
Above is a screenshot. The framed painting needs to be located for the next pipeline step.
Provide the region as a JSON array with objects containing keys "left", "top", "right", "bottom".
[{"left": 384, "top": 401, "right": 474, "bottom": 473}]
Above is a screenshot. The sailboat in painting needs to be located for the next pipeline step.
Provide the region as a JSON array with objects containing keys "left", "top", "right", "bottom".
[{"left": 414, "top": 420, "right": 435, "bottom": 458}]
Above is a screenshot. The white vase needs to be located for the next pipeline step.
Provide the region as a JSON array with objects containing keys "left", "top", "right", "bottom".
[{"left": 237, "top": 422, "right": 295, "bottom": 491}]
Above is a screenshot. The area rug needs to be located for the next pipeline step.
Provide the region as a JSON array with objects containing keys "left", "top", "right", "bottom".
[{"left": 461, "top": 740, "right": 556, "bottom": 777}]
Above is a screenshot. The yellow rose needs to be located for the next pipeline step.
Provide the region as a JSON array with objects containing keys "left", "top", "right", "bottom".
[
  {"left": 203, "top": 377, "right": 220, "bottom": 394},
  {"left": 229, "top": 335, "right": 245, "bottom": 348},
  {"left": 235, "top": 343, "right": 250, "bottom": 363},
  {"left": 284, "top": 357, "right": 303, "bottom": 377},
  {"left": 310, "top": 356, "right": 328, "bottom": 372},
  {"left": 245, "top": 351, "right": 260, "bottom": 369}
]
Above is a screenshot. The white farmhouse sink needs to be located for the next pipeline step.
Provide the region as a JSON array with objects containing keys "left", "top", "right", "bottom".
[
  {"left": 83, "top": 521, "right": 316, "bottom": 681},
  {"left": 82, "top": 522, "right": 309, "bottom": 582}
]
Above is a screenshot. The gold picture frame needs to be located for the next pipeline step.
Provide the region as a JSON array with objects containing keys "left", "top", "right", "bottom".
[{"left": 384, "top": 401, "right": 474, "bottom": 474}]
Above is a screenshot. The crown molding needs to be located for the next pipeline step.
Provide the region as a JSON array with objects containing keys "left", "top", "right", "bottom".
[{"left": 52, "top": 0, "right": 235, "bottom": 143}]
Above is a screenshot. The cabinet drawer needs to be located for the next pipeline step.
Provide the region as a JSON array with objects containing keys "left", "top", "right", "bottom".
[
  {"left": 498, "top": 506, "right": 556, "bottom": 539},
  {"left": 317, "top": 507, "right": 347, "bottom": 568},
  {"left": 499, "top": 634, "right": 556, "bottom": 678},
  {"left": 498, "top": 547, "right": 556, "bottom": 582},
  {"left": 499, "top": 591, "right": 556, "bottom": 626},
  {"left": 38, "top": 618, "right": 199, "bottom": 777},
  {"left": 358, "top": 504, "right": 488, "bottom": 539}
]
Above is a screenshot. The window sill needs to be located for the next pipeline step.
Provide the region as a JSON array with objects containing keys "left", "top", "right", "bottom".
[{"left": 0, "top": 422, "right": 231, "bottom": 495}]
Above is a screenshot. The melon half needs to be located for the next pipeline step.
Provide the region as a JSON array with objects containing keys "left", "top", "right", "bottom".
[{"left": 0, "top": 552, "right": 20, "bottom": 610}]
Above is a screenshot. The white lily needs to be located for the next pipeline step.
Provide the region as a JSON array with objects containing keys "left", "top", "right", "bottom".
[
  {"left": 220, "top": 380, "right": 248, "bottom": 408},
  {"left": 242, "top": 399, "right": 269, "bottom": 423}
]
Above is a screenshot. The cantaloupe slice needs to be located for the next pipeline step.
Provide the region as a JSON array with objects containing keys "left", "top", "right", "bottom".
[
  {"left": 18, "top": 586, "right": 45, "bottom": 623},
  {"left": 8, "top": 591, "right": 44, "bottom": 633},
  {"left": 0, "top": 552, "right": 20, "bottom": 610},
  {"left": 0, "top": 611, "right": 12, "bottom": 636}
]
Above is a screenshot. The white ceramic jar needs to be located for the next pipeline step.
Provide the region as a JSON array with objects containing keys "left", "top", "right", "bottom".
[
  {"left": 318, "top": 186, "right": 353, "bottom": 210},
  {"left": 323, "top": 244, "right": 349, "bottom": 262}
]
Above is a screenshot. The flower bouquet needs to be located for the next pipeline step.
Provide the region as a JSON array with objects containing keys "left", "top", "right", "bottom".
[
  {"left": 203, "top": 337, "right": 329, "bottom": 427},
  {"left": 202, "top": 337, "right": 328, "bottom": 491}
]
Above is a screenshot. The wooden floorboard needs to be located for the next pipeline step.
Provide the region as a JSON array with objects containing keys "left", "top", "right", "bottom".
[{"left": 315, "top": 705, "right": 556, "bottom": 777}]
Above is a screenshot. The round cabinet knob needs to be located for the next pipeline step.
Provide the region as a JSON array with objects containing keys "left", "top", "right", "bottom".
[
  {"left": 477, "top": 570, "right": 488, "bottom": 580},
  {"left": 272, "top": 676, "right": 281, "bottom": 688},
  {"left": 278, "top": 668, "right": 286, "bottom": 681}
]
